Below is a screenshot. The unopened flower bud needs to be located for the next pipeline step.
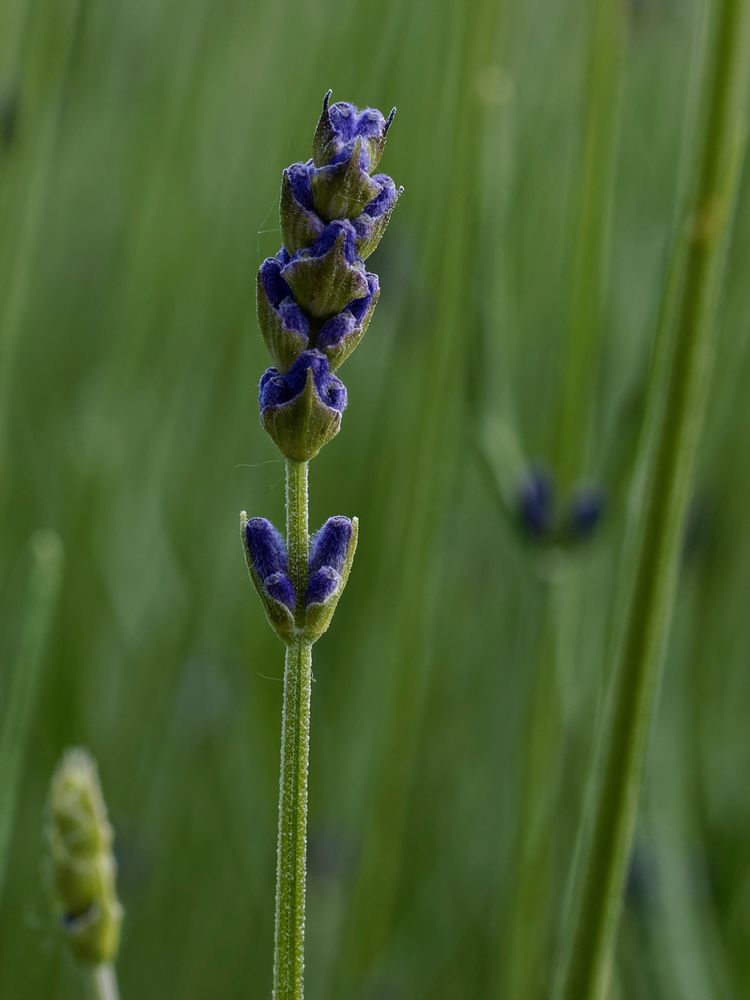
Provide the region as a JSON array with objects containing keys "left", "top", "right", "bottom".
[
  {"left": 46, "top": 749, "right": 123, "bottom": 966},
  {"left": 280, "top": 222, "right": 369, "bottom": 319},
  {"left": 242, "top": 515, "right": 296, "bottom": 642},
  {"left": 259, "top": 350, "right": 347, "bottom": 461},
  {"left": 304, "top": 516, "right": 358, "bottom": 641}
]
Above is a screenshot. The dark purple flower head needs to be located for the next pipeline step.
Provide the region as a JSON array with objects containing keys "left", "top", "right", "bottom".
[
  {"left": 518, "top": 469, "right": 554, "bottom": 540},
  {"left": 256, "top": 256, "right": 310, "bottom": 370},
  {"left": 312, "top": 91, "right": 396, "bottom": 173},
  {"left": 259, "top": 351, "right": 347, "bottom": 461},
  {"left": 307, "top": 516, "right": 355, "bottom": 605},
  {"left": 280, "top": 221, "right": 369, "bottom": 319},
  {"left": 244, "top": 517, "right": 295, "bottom": 612}
]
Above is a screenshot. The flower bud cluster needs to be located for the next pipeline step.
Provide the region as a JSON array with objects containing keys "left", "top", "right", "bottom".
[
  {"left": 245, "top": 94, "right": 400, "bottom": 643},
  {"left": 242, "top": 513, "right": 358, "bottom": 643},
  {"left": 256, "top": 91, "right": 401, "bottom": 462}
]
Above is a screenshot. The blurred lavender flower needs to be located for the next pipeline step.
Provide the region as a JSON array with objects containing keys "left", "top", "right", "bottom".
[
  {"left": 518, "top": 469, "right": 554, "bottom": 540},
  {"left": 517, "top": 468, "right": 605, "bottom": 545}
]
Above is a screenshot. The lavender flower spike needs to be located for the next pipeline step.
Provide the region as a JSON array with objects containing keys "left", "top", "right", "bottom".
[
  {"left": 241, "top": 515, "right": 296, "bottom": 641},
  {"left": 259, "top": 350, "right": 347, "bottom": 462},
  {"left": 242, "top": 94, "right": 399, "bottom": 1000},
  {"left": 304, "top": 516, "right": 359, "bottom": 641}
]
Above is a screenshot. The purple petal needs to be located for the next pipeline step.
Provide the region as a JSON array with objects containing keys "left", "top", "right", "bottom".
[
  {"left": 306, "top": 566, "right": 341, "bottom": 606},
  {"left": 265, "top": 572, "right": 296, "bottom": 610}
]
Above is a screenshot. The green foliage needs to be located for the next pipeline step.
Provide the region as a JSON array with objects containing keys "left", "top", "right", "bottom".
[{"left": 1, "top": 0, "right": 750, "bottom": 997}]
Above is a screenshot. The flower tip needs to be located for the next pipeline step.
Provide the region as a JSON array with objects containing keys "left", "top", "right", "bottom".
[
  {"left": 322, "top": 89, "right": 332, "bottom": 111},
  {"left": 386, "top": 107, "right": 397, "bottom": 131}
]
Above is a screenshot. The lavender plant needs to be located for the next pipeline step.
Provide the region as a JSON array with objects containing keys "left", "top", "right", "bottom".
[
  {"left": 46, "top": 749, "right": 123, "bottom": 1000},
  {"left": 241, "top": 92, "right": 401, "bottom": 1000}
]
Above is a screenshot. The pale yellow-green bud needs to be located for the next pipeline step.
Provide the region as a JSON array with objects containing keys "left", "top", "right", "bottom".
[{"left": 46, "top": 749, "right": 123, "bottom": 965}]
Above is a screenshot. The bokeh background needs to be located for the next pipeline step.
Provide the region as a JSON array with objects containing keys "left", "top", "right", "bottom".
[{"left": 2, "top": 0, "right": 750, "bottom": 996}]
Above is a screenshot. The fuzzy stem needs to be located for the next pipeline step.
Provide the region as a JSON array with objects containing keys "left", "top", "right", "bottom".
[
  {"left": 555, "top": 1, "right": 750, "bottom": 998},
  {"left": 86, "top": 964, "right": 120, "bottom": 1000},
  {"left": 272, "top": 461, "right": 311, "bottom": 1000}
]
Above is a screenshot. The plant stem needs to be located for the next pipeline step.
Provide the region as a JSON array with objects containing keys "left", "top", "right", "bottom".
[
  {"left": 272, "top": 461, "right": 311, "bottom": 1000},
  {"left": 555, "top": 0, "right": 624, "bottom": 490},
  {"left": 0, "top": 530, "right": 63, "bottom": 900},
  {"left": 555, "top": 2, "right": 750, "bottom": 998},
  {"left": 86, "top": 964, "right": 120, "bottom": 1000}
]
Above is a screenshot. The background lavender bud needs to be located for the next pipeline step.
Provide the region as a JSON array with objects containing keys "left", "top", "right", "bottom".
[
  {"left": 46, "top": 750, "right": 123, "bottom": 966},
  {"left": 304, "top": 515, "right": 359, "bottom": 642},
  {"left": 317, "top": 274, "right": 379, "bottom": 370},
  {"left": 242, "top": 515, "right": 296, "bottom": 641},
  {"left": 352, "top": 176, "right": 403, "bottom": 259},
  {"left": 517, "top": 468, "right": 554, "bottom": 540},
  {"left": 280, "top": 163, "right": 325, "bottom": 255},
  {"left": 256, "top": 257, "right": 310, "bottom": 370},
  {"left": 312, "top": 92, "right": 395, "bottom": 174},
  {"left": 281, "top": 222, "right": 369, "bottom": 319},
  {"left": 567, "top": 486, "right": 605, "bottom": 542},
  {"left": 259, "top": 350, "right": 347, "bottom": 461}
]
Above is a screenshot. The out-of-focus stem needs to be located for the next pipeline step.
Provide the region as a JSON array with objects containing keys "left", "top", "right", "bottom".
[
  {"left": 555, "top": 1, "right": 750, "bottom": 997},
  {"left": 0, "top": 530, "right": 63, "bottom": 898},
  {"left": 556, "top": 0, "right": 625, "bottom": 490},
  {"left": 86, "top": 964, "right": 120, "bottom": 1000},
  {"left": 272, "top": 461, "right": 311, "bottom": 1000}
]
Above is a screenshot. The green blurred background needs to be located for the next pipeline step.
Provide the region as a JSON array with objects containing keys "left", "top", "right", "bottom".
[{"left": 2, "top": 0, "right": 750, "bottom": 996}]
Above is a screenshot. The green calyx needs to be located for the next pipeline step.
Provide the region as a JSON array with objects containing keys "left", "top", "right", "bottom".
[{"left": 261, "top": 367, "right": 342, "bottom": 462}]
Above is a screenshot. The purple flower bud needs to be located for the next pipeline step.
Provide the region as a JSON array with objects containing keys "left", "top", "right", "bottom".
[
  {"left": 256, "top": 255, "right": 310, "bottom": 371},
  {"left": 259, "top": 350, "right": 347, "bottom": 461},
  {"left": 280, "top": 162, "right": 325, "bottom": 255},
  {"left": 317, "top": 273, "right": 379, "bottom": 370},
  {"left": 307, "top": 516, "right": 355, "bottom": 605},
  {"left": 280, "top": 221, "right": 369, "bottom": 319},
  {"left": 244, "top": 518, "right": 295, "bottom": 611},
  {"left": 312, "top": 91, "right": 396, "bottom": 173},
  {"left": 518, "top": 469, "right": 554, "bottom": 540},
  {"left": 304, "top": 515, "right": 359, "bottom": 641},
  {"left": 351, "top": 175, "right": 403, "bottom": 259},
  {"left": 281, "top": 162, "right": 401, "bottom": 260}
]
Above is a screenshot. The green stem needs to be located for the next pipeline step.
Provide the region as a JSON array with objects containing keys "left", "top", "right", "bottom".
[
  {"left": 86, "top": 964, "right": 120, "bottom": 1000},
  {"left": 555, "top": 0, "right": 624, "bottom": 489},
  {"left": 272, "top": 461, "right": 311, "bottom": 1000},
  {"left": 555, "top": 2, "right": 750, "bottom": 998}
]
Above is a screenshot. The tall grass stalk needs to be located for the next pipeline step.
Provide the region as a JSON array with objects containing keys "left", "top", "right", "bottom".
[
  {"left": 555, "top": 1, "right": 750, "bottom": 996},
  {"left": 0, "top": 530, "right": 63, "bottom": 900}
]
